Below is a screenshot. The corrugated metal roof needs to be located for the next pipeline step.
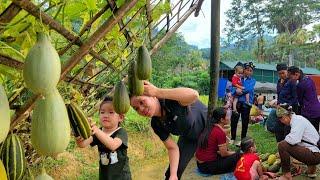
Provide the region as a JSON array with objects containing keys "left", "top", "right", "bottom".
[
  {"left": 301, "top": 67, "right": 320, "bottom": 75},
  {"left": 220, "top": 61, "right": 320, "bottom": 75}
]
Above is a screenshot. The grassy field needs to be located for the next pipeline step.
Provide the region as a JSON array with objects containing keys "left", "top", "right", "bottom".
[{"left": 29, "top": 95, "right": 279, "bottom": 179}]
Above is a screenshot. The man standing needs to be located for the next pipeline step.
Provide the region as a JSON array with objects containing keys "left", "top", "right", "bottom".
[{"left": 231, "top": 62, "right": 256, "bottom": 145}]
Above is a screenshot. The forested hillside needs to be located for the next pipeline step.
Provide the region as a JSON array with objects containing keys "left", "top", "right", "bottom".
[{"left": 151, "top": 33, "right": 210, "bottom": 94}]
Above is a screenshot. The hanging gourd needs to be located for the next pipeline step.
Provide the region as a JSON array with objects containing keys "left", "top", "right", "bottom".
[
  {"left": 113, "top": 81, "right": 130, "bottom": 114},
  {"left": 0, "top": 160, "right": 8, "bottom": 180},
  {"left": 128, "top": 60, "right": 144, "bottom": 96},
  {"left": 31, "top": 88, "right": 70, "bottom": 156},
  {"left": 136, "top": 45, "right": 152, "bottom": 80},
  {"left": 0, "top": 84, "right": 10, "bottom": 144},
  {"left": 23, "top": 32, "right": 61, "bottom": 94},
  {"left": 0, "top": 134, "right": 26, "bottom": 180}
]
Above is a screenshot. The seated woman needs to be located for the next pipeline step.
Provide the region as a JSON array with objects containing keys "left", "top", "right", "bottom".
[
  {"left": 276, "top": 104, "right": 320, "bottom": 180},
  {"left": 195, "top": 107, "right": 241, "bottom": 175}
]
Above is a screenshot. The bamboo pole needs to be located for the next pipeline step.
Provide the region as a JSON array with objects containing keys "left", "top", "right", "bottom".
[
  {"left": 0, "top": 54, "right": 23, "bottom": 69},
  {"left": 207, "top": 0, "right": 220, "bottom": 120},
  {"left": 0, "top": 3, "right": 21, "bottom": 31},
  {"left": 146, "top": 0, "right": 153, "bottom": 42},
  {"left": 150, "top": 2, "right": 197, "bottom": 55}
]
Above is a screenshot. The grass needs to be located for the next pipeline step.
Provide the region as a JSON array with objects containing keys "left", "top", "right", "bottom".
[{"left": 248, "top": 124, "right": 278, "bottom": 154}]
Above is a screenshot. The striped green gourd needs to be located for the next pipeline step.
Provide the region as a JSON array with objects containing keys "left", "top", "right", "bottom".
[
  {"left": 31, "top": 88, "right": 70, "bottom": 156},
  {"left": 128, "top": 60, "right": 144, "bottom": 96},
  {"left": 136, "top": 45, "right": 152, "bottom": 80},
  {"left": 0, "top": 134, "right": 26, "bottom": 180},
  {"left": 23, "top": 32, "right": 61, "bottom": 94},
  {"left": 66, "top": 103, "right": 91, "bottom": 139},
  {"left": 0, "top": 84, "right": 10, "bottom": 143},
  {"left": 35, "top": 168, "right": 53, "bottom": 180},
  {"left": 0, "top": 160, "right": 8, "bottom": 180},
  {"left": 113, "top": 81, "right": 130, "bottom": 114}
]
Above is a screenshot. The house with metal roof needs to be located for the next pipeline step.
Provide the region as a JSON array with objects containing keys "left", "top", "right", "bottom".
[{"left": 220, "top": 61, "right": 320, "bottom": 83}]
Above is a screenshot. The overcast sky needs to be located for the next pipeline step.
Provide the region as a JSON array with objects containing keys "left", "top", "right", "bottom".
[{"left": 177, "top": 0, "right": 232, "bottom": 49}]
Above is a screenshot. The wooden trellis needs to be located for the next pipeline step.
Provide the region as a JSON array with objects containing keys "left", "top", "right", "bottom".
[{"left": 0, "top": 0, "right": 204, "bottom": 130}]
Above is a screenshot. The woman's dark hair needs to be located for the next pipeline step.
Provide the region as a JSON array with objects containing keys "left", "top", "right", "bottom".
[
  {"left": 288, "top": 66, "right": 304, "bottom": 79},
  {"left": 100, "top": 96, "right": 113, "bottom": 110},
  {"left": 240, "top": 137, "right": 255, "bottom": 152},
  {"left": 276, "top": 63, "right": 287, "bottom": 71},
  {"left": 197, "top": 107, "right": 226, "bottom": 149},
  {"left": 287, "top": 66, "right": 300, "bottom": 74}
]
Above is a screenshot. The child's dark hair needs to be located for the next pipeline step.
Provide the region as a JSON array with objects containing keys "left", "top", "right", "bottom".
[
  {"left": 240, "top": 137, "right": 255, "bottom": 152},
  {"left": 198, "top": 107, "right": 227, "bottom": 149},
  {"left": 99, "top": 96, "right": 113, "bottom": 110}
]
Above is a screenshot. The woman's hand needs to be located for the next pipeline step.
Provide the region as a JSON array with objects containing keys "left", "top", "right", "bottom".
[
  {"left": 169, "top": 174, "right": 178, "bottom": 180},
  {"left": 143, "top": 81, "right": 159, "bottom": 97}
]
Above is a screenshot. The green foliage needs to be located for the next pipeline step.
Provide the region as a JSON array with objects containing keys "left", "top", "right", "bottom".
[
  {"left": 122, "top": 108, "right": 150, "bottom": 132},
  {"left": 198, "top": 95, "right": 209, "bottom": 105},
  {"left": 43, "top": 157, "right": 67, "bottom": 170},
  {"left": 221, "top": 50, "right": 256, "bottom": 62},
  {"left": 225, "top": 0, "right": 320, "bottom": 65},
  {"left": 66, "top": 138, "right": 77, "bottom": 152},
  {"left": 151, "top": 33, "right": 209, "bottom": 94},
  {"left": 0, "top": 0, "right": 172, "bottom": 116},
  {"left": 248, "top": 124, "right": 277, "bottom": 154},
  {"left": 267, "top": 0, "right": 319, "bottom": 34},
  {"left": 265, "top": 28, "right": 320, "bottom": 66}
]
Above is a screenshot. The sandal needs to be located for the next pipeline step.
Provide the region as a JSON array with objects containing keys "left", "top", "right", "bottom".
[
  {"left": 291, "top": 165, "right": 302, "bottom": 177},
  {"left": 302, "top": 171, "right": 317, "bottom": 179},
  {"left": 306, "top": 173, "right": 317, "bottom": 178}
]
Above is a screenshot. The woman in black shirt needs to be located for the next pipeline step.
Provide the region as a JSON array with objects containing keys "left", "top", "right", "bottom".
[{"left": 130, "top": 81, "right": 207, "bottom": 180}]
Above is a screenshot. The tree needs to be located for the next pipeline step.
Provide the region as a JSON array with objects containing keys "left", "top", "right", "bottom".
[
  {"left": 224, "top": 0, "right": 269, "bottom": 62},
  {"left": 225, "top": 0, "right": 320, "bottom": 65},
  {"left": 266, "top": 0, "right": 320, "bottom": 65}
]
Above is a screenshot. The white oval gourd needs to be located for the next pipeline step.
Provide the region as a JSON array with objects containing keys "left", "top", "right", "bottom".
[
  {"left": 31, "top": 88, "right": 70, "bottom": 156},
  {"left": 23, "top": 32, "right": 61, "bottom": 94},
  {"left": 0, "top": 84, "right": 10, "bottom": 144}
]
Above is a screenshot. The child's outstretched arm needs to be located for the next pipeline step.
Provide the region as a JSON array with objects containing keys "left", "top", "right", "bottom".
[
  {"left": 163, "top": 137, "right": 179, "bottom": 180},
  {"left": 143, "top": 81, "right": 199, "bottom": 106},
  {"left": 76, "top": 136, "right": 93, "bottom": 148},
  {"left": 91, "top": 124, "right": 123, "bottom": 151}
]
